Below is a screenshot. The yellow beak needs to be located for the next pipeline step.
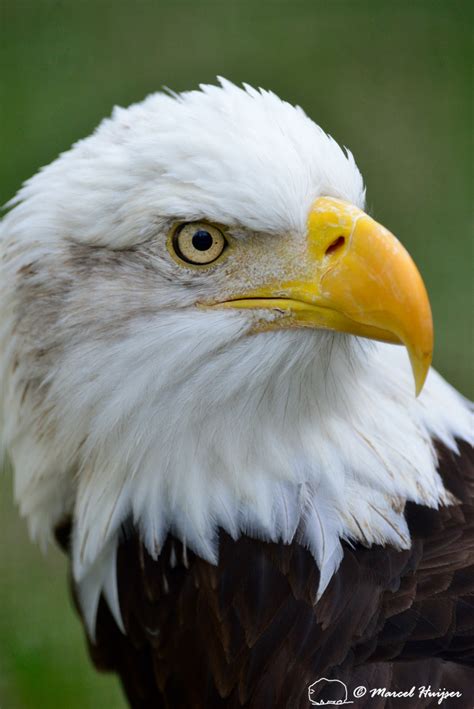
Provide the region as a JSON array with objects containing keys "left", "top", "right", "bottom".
[{"left": 216, "top": 197, "right": 433, "bottom": 395}]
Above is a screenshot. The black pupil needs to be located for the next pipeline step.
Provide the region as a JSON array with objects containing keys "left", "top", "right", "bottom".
[{"left": 192, "top": 229, "right": 213, "bottom": 251}]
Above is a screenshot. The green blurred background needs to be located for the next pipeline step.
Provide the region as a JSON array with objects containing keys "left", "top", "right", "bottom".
[{"left": 0, "top": 1, "right": 472, "bottom": 707}]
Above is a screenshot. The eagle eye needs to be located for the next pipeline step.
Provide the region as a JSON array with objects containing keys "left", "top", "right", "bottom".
[{"left": 171, "top": 222, "right": 227, "bottom": 265}]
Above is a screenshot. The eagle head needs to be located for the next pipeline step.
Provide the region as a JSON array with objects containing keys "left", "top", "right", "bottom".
[{"left": 1, "top": 79, "right": 470, "bottom": 634}]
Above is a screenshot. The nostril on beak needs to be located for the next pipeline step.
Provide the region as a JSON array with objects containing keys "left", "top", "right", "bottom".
[{"left": 325, "top": 235, "right": 346, "bottom": 256}]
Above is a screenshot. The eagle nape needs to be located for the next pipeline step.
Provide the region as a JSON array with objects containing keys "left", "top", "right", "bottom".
[{"left": 1, "top": 79, "right": 472, "bottom": 709}]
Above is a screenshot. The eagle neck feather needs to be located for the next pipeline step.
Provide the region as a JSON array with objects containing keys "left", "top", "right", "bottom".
[{"left": 60, "top": 319, "right": 472, "bottom": 637}]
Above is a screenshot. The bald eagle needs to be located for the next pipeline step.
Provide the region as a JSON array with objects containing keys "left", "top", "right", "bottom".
[{"left": 1, "top": 79, "right": 473, "bottom": 708}]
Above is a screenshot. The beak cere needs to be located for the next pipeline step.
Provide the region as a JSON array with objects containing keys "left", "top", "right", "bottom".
[{"left": 215, "top": 196, "right": 433, "bottom": 395}]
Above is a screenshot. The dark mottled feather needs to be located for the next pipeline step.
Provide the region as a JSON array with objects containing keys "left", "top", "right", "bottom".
[{"left": 56, "top": 440, "right": 474, "bottom": 707}]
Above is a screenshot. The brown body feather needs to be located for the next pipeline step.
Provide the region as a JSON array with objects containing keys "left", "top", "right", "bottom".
[{"left": 56, "top": 441, "right": 474, "bottom": 708}]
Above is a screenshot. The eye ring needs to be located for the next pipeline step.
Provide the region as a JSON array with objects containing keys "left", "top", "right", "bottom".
[{"left": 171, "top": 222, "right": 227, "bottom": 266}]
